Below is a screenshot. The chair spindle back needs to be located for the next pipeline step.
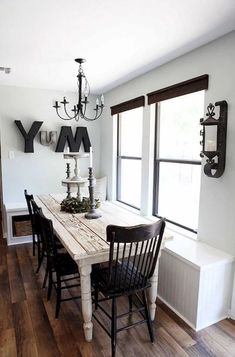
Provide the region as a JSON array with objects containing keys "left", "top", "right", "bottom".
[
  {"left": 37, "top": 210, "right": 58, "bottom": 260},
  {"left": 24, "top": 189, "right": 34, "bottom": 225},
  {"left": 106, "top": 219, "right": 165, "bottom": 294}
]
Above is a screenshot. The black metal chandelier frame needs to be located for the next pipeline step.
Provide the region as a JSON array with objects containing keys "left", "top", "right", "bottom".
[{"left": 53, "top": 58, "right": 104, "bottom": 122}]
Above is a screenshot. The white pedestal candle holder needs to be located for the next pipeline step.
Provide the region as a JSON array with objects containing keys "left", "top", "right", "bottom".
[{"left": 85, "top": 167, "right": 101, "bottom": 219}]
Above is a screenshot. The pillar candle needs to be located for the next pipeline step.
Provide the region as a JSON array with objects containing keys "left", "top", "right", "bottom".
[{"left": 89, "top": 147, "right": 93, "bottom": 168}]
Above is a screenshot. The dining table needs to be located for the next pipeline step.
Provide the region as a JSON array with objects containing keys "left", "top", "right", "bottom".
[{"left": 35, "top": 194, "right": 163, "bottom": 342}]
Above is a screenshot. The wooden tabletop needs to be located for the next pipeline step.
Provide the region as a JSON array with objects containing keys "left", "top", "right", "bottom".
[{"left": 35, "top": 194, "right": 152, "bottom": 265}]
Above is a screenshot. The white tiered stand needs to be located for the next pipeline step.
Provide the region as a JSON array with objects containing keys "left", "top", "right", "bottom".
[{"left": 62, "top": 153, "right": 89, "bottom": 199}]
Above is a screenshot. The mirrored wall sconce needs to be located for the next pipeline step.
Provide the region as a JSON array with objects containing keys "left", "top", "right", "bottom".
[{"left": 200, "top": 101, "right": 227, "bottom": 178}]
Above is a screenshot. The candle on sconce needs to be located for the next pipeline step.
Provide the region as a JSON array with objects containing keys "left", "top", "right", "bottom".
[
  {"left": 205, "top": 140, "right": 216, "bottom": 152},
  {"left": 84, "top": 87, "right": 89, "bottom": 98},
  {"left": 101, "top": 94, "right": 104, "bottom": 105},
  {"left": 96, "top": 98, "right": 99, "bottom": 107},
  {"left": 89, "top": 146, "right": 93, "bottom": 168}
]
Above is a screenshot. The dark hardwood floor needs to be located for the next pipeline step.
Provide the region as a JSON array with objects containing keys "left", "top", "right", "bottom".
[{"left": 1, "top": 235, "right": 235, "bottom": 357}]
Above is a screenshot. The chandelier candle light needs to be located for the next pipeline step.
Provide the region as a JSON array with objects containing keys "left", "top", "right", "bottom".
[{"left": 53, "top": 58, "right": 104, "bottom": 121}]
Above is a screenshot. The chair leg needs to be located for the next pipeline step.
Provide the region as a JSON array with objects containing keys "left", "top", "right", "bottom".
[
  {"left": 42, "top": 259, "right": 49, "bottom": 288},
  {"left": 128, "top": 295, "right": 133, "bottom": 312},
  {"left": 55, "top": 273, "right": 61, "bottom": 319},
  {"left": 36, "top": 243, "right": 44, "bottom": 273},
  {"left": 94, "top": 286, "right": 99, "bottom": 310},
  {"left": 111, "top": 297, "right": 117, "bottom": 357},
  {"left": 47, "top": 267, "right": 53, "bottom": 301},
  {"left": 32, "top": 232, "right": 36, "bottom": 256},
  {"left": 142, "top": 290, "right": 154, "bottom": 343}
]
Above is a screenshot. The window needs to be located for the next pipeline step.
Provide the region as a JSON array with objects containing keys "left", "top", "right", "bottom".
[
  {"left": 111, "top": 96, "right": 144, "bottom": 209},
  {"left": 117, "top": 108, "right": 143, "bottom": 208},
  {"left": 148, "top": 75, "right": 208, "bottom": 233}
]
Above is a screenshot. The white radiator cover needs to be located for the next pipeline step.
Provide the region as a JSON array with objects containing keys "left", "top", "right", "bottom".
[{"left": 158, "top": 237, "right": 234, "bottom": 331}]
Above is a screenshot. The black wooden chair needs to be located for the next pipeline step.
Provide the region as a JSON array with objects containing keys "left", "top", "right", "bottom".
[
  {"left": 27, "top": 195, "right": 64, "bottom": 280},
  {"left": 24, "top": 189, "right": 38, "bottom": 257},
  {"left": 24, "top": 190, "right": 45, "bottom": 275},
  {"left": 38, "top": 209, "right": 80, "bottom": 318},
  {"left": 91, "top": 218, "right": 165, "bottom": 357},
  {"left": 31, "top": 199, "right": 49, "bottom": 286}
]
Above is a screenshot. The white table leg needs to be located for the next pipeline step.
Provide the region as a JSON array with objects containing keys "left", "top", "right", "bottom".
[
  {"left": 148, "top": 261, "right": 159, "bottom": 321},
  {"left": 78, "top": 264, "right": 93, "bottom": 341}
]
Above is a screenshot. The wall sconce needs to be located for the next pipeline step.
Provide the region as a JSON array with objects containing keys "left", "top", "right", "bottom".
[{"left": 200, "top": 101, "right": 227, "bottom": 178}]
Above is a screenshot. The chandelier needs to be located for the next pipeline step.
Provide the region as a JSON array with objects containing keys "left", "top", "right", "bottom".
[{"left": 53, "top": 58, "right": 104, "bottom": 121}]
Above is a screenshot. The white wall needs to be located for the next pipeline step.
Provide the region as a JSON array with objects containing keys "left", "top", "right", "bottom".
[
  {"left": 0, "top": 86, "right": 100, "bottom": 204},
  {"left": 101, "top": 30, "right": 235, "bottom": 256}
]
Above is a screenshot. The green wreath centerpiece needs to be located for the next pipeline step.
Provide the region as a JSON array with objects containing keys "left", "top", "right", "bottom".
[{"left": 61, "top": 196, "right": 100, "bottom": 214}]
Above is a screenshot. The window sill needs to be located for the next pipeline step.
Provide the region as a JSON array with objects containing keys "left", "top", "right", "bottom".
[{"left": 111, "top": 200, "right": 140, "bottom": 214}]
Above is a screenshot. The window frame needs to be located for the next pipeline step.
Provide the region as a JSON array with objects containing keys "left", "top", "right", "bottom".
[
  {"left": 153, "top": 104, "right": 202, "bottom": 234},
  {"left": 111, "top": 96, "right": 145, "bottom": 210},
  {"left": 148, "top": 75, "right": 208, "bottom": 234},
  {"left": 116, "top": 112, "right": 142, "bottom": 210}
]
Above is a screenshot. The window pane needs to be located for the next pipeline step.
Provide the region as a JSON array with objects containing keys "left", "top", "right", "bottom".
[
  {"left": 119, "top": 159, "right": 141, "bottom": 208},
  {"left": 158, "top": 91, "right": 204, "bottom": 160},
  {"left": 157, "top": 162, "right": 201, "bottom": 230},
  {"left": 119, "top": 107, "right": 143, "bottom": 157}
]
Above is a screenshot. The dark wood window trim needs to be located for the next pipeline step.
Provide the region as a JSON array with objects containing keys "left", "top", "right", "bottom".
[
  {"left": 147, "top": 74, "right": 208, "bottom": 105},
  {"left": 116, "top": 112, "right": 142, "bottom": 211},
  {"left": 111, "top": 96, "right": 145, "bottom": 116}
]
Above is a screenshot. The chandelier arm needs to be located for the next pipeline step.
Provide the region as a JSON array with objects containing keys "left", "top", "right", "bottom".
[
  {"left": 55, "top": 107, "right": 74, "bottom": 121},
  {"left": 63, "top": 103, "right": 78, "bottom": 120},
  {"left": 83, "top": 106, "right": 104, "bottom": 121}
]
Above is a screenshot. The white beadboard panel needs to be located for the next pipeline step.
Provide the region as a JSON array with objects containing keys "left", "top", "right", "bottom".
[
  {"left": 158, "top": 249, "right": 199, "bottom": 328},
  {"left": 196, "top": 262, "right": 233, "bottom": 330},
  {"left": 158, "top": 247, "right": 234, "bottom": 330},
  {"left": 158, "top": 295, "right": 197, "bottom": 330}
]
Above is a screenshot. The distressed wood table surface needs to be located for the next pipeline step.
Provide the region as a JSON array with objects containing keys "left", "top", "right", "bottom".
[{"left": 35, "top": 194, "right": 162, "bottom": 342}]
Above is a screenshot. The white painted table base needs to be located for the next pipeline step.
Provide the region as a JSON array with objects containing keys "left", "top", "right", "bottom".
[
  {"left": 148, "top": 261, "right": 160, "bottom": 321},
  {"left": 36, "top": 195, "right": 162, "bottom": 342},
  {"left": 78, "top": 262, "right": 160, "bottom": 341},
  {"left": 78, "top": 264, "right": 93, "bottom": 341}
]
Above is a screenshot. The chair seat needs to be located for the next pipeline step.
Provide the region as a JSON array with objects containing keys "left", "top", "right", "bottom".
[
  {"left": 92, "top": 262, "right": 151, "bottom": 297},
  {"left": 55, "top": 253, "right": 79, "bottom": 276}
]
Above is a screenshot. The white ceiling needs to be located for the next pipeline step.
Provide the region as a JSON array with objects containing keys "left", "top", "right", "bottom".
[{"left": 0, "top": 0, "right": 235, "bottom": 94}]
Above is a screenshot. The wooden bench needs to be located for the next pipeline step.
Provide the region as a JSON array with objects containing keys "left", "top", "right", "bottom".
[{"left": 4, "top": 203, "right": 32, "bottom": 245}]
